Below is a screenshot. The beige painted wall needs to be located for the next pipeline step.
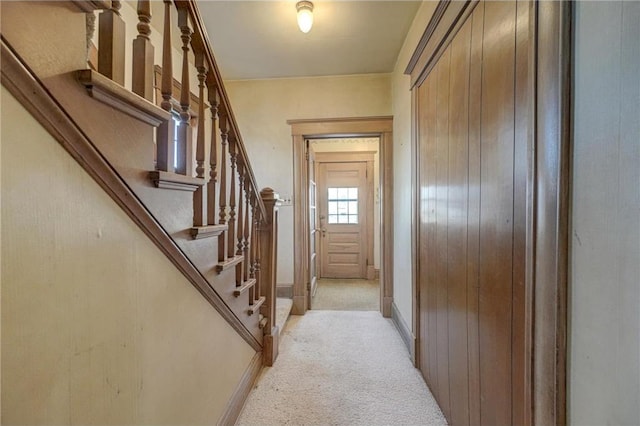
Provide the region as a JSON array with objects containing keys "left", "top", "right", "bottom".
[
  {"left": 390, "top": 1, "right": 438, "bottom": 331},
  {"left": 225, "top": 74, "right": 391, "bottom": 285},
  {"left": 569, "top": 2, "right": 640, "bottom": 424},
  {"left": 1, "top": 87, "right": 256, "bottom": 425}
]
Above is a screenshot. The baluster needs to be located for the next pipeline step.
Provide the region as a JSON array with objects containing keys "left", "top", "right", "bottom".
[
  {"left": 227, "top": 133, "right": 238, "bottom": 259},
  {"left": 175, "top": 8, "right": 192, "bottom": 175},
  {"left": 235, "top": 160, "right": 245, "bottom": 285},
  {"left": 132, "top": 0, "right": 154, "bottom": 100},
  {"left": 193, "top": 52, "right": 208, "bottom": 226},
  {"left": 98, "top": 0, "right": 125, "bottom": 84},
  {"left": 253, "top": 212, "right": 262, "bottom": 304},
  {"left": 207, "top": 80, "right": 219, "bottom": 225},
  {"left": 157, "top": 0, "right": 174, "bottom": 173},
  {"left": 243, "top": 181, "right": 252, "bottom": 284},
  {"left": 218, "top": 107, "right": 229, "bottom": 262},
  {"left": 249, "top": 196, "right": 257, "bottom": 283}
]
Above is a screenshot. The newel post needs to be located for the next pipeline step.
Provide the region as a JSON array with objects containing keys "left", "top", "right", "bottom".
[{"left": 260, "top": 187, "right": 280, "bottom": 366}]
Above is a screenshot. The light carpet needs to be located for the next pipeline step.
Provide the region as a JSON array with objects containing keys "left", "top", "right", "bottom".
[
  {"left": 236, "top": 311, "right": 447, "bottom": 426},
  {"left": 311, "top": 279, "right": 379, "bottom": 311},
  {"left": 276, "top": 297, "right": 293, "bottom": 328}
]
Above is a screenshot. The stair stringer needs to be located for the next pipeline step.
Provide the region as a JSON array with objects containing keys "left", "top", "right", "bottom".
[{"left": 0, "top": 34, "right": 263, "bottom": 349}]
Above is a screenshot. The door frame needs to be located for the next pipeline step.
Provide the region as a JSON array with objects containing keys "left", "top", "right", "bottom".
[
  {"left": 315, "top": 151, "right": 376, "bottom": 281},
  {"left": 288, "top": 117, "right": 394, "bottom": 317},
  {"left": 405, "top": 1, "right": 572, "bottom": 424}
]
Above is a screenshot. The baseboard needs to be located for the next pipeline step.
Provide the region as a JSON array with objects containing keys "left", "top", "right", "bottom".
[
  {"left": 276, "top": 283, "right": 293, "bottom": 298},
  {"left": 391, "top": 302, "right": 415, "bottom": 363},
  {"left": 292, "top": 295, "right": 306, "bottom": 315},
  {"left": 382, "top": 296, "right": 393, "bottom": 318},
  {"left": 366, "top": 266, "right": 380, "bottom": 280},
  {"left": 217, "top": 351, "right": 263, "bottom": 426}
]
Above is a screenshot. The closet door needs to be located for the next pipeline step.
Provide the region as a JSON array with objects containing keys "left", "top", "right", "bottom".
[{"left": 411, "top": 1, "right": 529, "bottom": 424}]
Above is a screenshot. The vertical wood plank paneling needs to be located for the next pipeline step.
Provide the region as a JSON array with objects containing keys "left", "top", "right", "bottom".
[
  {"left": 417, "top": 81, "right": 431, "bottom": 383},
  {"left": 435, "top": 48, "right": 452, "bottom": 419},
  {"left": 512, "top": 0, "right": 531, "bottom": 423},
  {"left": 466, "top": 4, "right": 485, "bottom": 425},
  {"left": 425, "top": 70, "right": 440, "bottom": 395},
  {"left": 478, "top": 2, "right": 516, "bottom": 424},
  {"left": 447, "top": 17, "right": 472, "bottom": 426}
]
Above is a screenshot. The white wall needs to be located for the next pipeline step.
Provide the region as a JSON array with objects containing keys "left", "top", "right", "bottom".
[
  {"left": 390, "top": 1, "right": 438, "bottom": 331},
  {"left": 1, "top": 87, "right": 256, "bottom": 424},
  {"left": 225, "top": 74, "right": 391, "bottom": 285},
  {"left": 569, "top": 2, "right": 640, "bottom": 424}
]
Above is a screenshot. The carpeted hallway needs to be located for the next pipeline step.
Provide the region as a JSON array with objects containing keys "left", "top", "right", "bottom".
[{"left": 236, "top": 310, "right": 447, "bottom": 425}]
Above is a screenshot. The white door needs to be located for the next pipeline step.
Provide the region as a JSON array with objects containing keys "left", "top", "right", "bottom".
[{"left": 318, "top": 161, "right": 368, "bottom": 278}]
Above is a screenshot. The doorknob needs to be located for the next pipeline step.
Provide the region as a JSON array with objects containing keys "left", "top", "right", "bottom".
[{"left": 321, "top": 228, "right": 326, "bottom": 237}]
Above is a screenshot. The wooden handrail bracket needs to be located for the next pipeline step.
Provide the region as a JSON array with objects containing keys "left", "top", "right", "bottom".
[{"left": 76, "top": 69, "right": 171, "bottom": 127}]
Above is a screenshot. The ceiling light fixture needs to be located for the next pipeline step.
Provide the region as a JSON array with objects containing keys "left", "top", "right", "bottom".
[{"left": 296, "top": 1, "right": 314, "bottom": 33}]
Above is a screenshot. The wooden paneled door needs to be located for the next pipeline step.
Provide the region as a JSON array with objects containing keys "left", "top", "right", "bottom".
[
  {"left": 317, "top": 161, "right": 370, "bottom": 279},
  {"left": 308, "top": 144, "right": 319, "bottom": 297},
  {"left": 404, "top": 0, "right": 564, "bottom": 424}
]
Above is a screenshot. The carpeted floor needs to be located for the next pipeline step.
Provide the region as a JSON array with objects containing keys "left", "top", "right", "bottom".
[
  {"left": 276, "top": 297, "right": 293, "bottom": 328},
  {"left": 311, "top": 278, "right": 379, "bottom": 311},
  {"left": 236, "top": 311, "right": 447, "bottom": 426}
]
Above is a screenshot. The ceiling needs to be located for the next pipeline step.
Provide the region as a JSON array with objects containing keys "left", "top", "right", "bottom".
[{"left": 197, "top": 1, "right": 422, "bottom": 80}]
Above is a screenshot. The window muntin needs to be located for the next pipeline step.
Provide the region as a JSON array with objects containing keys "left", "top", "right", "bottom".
[{"left": 327, "top": 187, "right": 358, "bottom": 224}]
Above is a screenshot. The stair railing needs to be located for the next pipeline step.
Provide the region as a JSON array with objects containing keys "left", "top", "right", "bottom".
[{"left": 83, "top": 0, "right": 279, "bottom": 364}]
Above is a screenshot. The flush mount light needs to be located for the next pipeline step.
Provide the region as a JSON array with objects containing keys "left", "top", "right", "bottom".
[{"left": 296, "top": 1, "right": 314, "bottom": 33}]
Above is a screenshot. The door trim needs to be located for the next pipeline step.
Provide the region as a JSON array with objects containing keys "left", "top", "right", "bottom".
[{"left": 288, "top": 117, "right": 394, "bottom": 317}]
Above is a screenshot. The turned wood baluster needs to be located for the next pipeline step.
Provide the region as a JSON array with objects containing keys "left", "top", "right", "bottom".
[
  {"left": 249, "top": 196, "right": 257, "bottom": 281},
  {"left": 132, "top": 0, "right": 154, "bottom": 100},
  {"left": 156, "top": 0, "right": 174, "bottom": 173},
  {"left": 207, "top": 80, "right": 219, "bottom": 226},
  {"left": 175, "top": 8, "right": 192, "bottom": 175},
  {"left": 235, "top": 159, "right": 245, "bottom": 285},
  {"left": 193, "top": 52, "right": 208, "bottom": 226},
  {"left": 98, "top": 0, "right": 125, "bottom": 84},
  {"left": 243, "top": 180, "right": 252, "bottom": 284},
  {"left": 253, "top": 212, "right": 262, "bottom": 304},
  {"left": 218, "top": 106, "right": 229, "bottom": 262},
  {"left": 227, "top": 132, "right": 238, "bottom": 259}
]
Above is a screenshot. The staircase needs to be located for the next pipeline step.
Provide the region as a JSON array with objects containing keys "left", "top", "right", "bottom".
[{"left": 1, "top": 0, "right": 280, "bottom": 365}]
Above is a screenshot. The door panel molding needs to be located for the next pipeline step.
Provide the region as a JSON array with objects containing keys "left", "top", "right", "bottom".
[{"left": 288, "top": 117, "right": 394, "bottom": 317}]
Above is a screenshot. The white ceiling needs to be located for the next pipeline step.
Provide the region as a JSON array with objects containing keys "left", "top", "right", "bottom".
[{"left": 197, "top": 1, "right": 422, "bottom": 80}]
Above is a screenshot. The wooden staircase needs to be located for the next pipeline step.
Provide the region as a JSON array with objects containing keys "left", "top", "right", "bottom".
[{"left": 1, "top": 0, "right": 280, "bottom": 365}]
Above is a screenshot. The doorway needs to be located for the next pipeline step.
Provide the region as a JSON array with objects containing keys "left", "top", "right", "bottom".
[
  {"left": 309, "top": 143, "right": 379, "bottom": 311},
  {"left": 288, "top": 117, "right": 394, "bottom": 317}
]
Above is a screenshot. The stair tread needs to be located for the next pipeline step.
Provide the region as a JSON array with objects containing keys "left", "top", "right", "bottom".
[
  {"left": 248, "top": 296, "right": 266, "bottom": 315},
  {"left": 233, "top": 278, "right": 257, "bottom": 297},
  {"left": 216, "top": 255, "right": 244, "bottom": 272},
  {"left": 191, "top": 224, "right": 227, "bottom": 240}
]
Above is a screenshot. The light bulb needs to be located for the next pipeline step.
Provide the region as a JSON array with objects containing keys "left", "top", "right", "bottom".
[{"left": 296, "top": 1, "right": 314, "bottom": 33}]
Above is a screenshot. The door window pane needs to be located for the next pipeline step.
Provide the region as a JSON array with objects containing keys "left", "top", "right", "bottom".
[{"left": 327, "top": 187, "right": 358, "bottom": 224}]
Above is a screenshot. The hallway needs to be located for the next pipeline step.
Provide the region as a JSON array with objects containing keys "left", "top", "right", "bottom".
[{"left": 236, "top": 310, "right": 446, "bottom": 425}]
